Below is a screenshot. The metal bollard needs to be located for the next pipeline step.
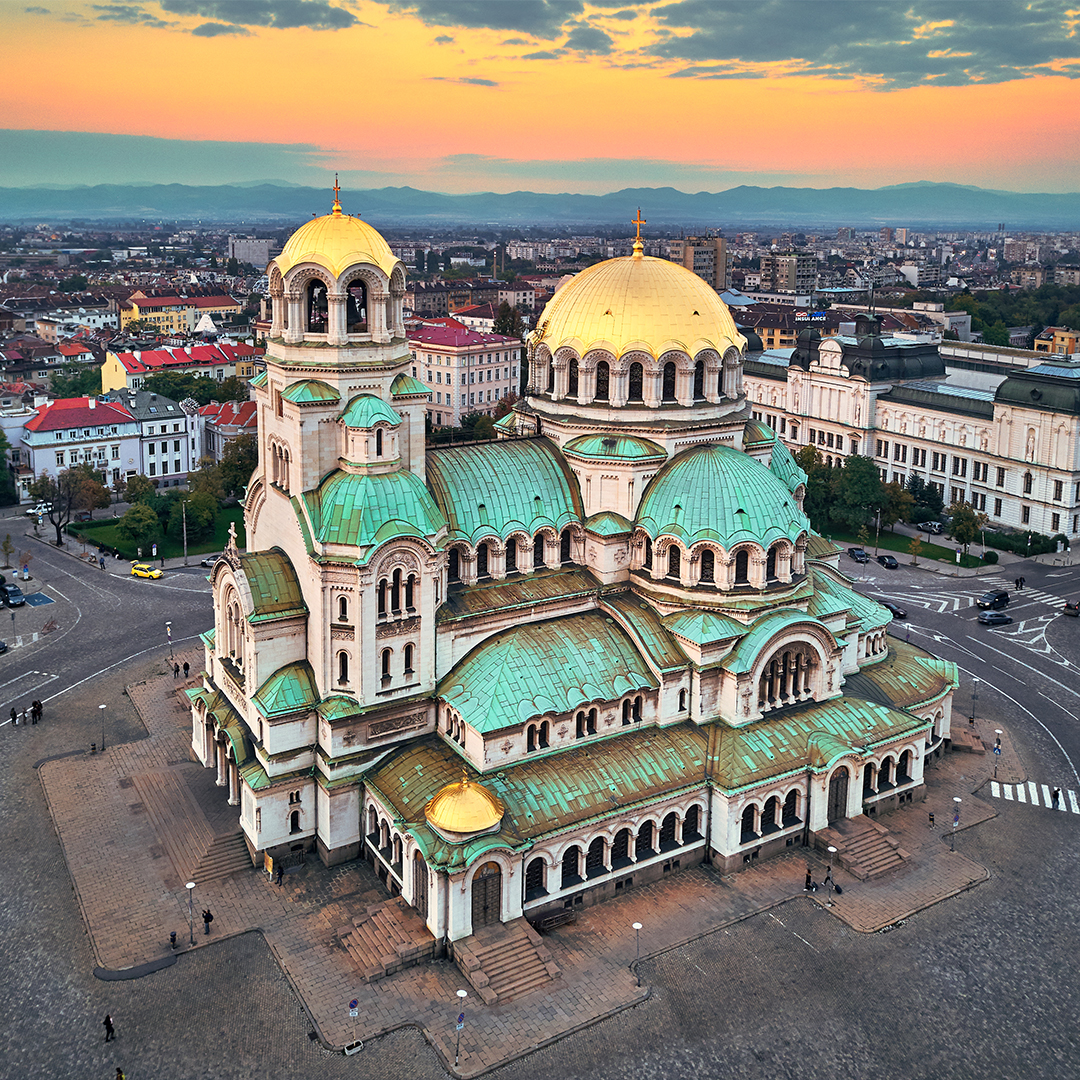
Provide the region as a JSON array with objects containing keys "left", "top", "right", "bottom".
[{"left": 90, "top": 743, "right": 97, "bottom": 754}]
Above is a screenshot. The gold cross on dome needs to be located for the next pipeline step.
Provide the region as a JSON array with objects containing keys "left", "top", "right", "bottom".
[
  {"left": 632, "top": 208, "right": 646, "bottom": 241},
  {"left": 332, "top": 172, "right": 341, "bottom": 211}
]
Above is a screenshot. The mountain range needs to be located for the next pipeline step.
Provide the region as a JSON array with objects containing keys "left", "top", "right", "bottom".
[{"left": 1, "top": 180, "right": 1078, "bottom": 230}]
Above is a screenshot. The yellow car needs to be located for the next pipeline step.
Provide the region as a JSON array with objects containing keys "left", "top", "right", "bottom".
[{"left": 131, "top": 562, "right": 163, "bottom": 579}]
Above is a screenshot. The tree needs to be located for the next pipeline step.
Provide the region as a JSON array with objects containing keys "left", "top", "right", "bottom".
[
  {"left": 29, "top": 469, "right": 85, "bottom": 545},
  {"left": 188, "top": 458, "right": 226, "bottom": 504},
  {"left": 948, "top": 502, "right": 979, "bottom": 551},
  {"left": 1, "top": 534, "right": 13, "bottom": 568},
  {"left": 168, "top": 490, "right": 218, "bottom": 542},
  {"left": 493, "top": 301, "right": 524, "bottom": 338},
  {"left": 492, "top": 393, "right": 519, "bottom": 421},
  {"left": 218, "top": 433, "right": 258, "bottom": 498},
  {"left": 983, "top": 320, "right": 1010, "bottom": 347},
  {"left": 908, "top": 536, "right": 922, "bottom": 566},
  {"left": 72, "top": 465, "right": 111, "bottom": 517},
  {"left": 50, "top": 364, "right": 103, "bottom": 399},
  {"left": 226, "top": 257, "right": 239, "bottom": 275},
  {"left": 116, "top": 503, "right": 161, "bottom": 551},
  {"left": 58, "top": 274, "right": 88, "bottom": 292},
  {"left": 124, "top": 473, "right": 157, "bottom": 505},
  {"left": 794, "top": 446, "right": 832, "bottom": 531},
  {"left": 832, "top": 455, "right": 883, "bottom": 532},
  {"left": 880, "top": 481, "right": 914, "bottom": 529},
  {"left": 0, "top": 429, "right": 14, "bottom": 505}
]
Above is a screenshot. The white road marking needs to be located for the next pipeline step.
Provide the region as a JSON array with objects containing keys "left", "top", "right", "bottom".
[
  {"left": 1042, "top": 784, "right": 1052, "bottom": 807},
  {"left": 991, "top": 781, "right": 1001, "bottom": 798},
  {"left": 1029, "top": 781, "right": 1040, "bottom": 803},
  {"left": 1071, "top": 791, "right": 1080, "bottom": 814},
  {"left": 1003, "top": 786, "right": 1014, "bottom": 800},
  {"left": 1016, "top": 784, "right": 1026, "bottom": 803}
]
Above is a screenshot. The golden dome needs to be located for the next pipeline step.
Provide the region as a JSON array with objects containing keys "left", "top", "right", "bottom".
[
  {"left": 275, "top": 196, "right": 400, "bottom": 281},
  {"left": 533, "top": 248, "right": 745, "bottom": 359},
  {"left": 424, "top": 770, "right": 505, "bottom": 836}
]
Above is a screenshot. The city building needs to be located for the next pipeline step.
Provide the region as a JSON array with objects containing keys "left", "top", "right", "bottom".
[
  {"left": 668, "top": 235, "right": 729, "bottom": 290},
  {"left": 118, "top": 290, "right": 241, "bottom": 333},
  {"left": 1034, "top": 327, "right": 1080, "bottom": 355},
  {"left": 407, "top": 321, "right": 520, "bottom": 427},
  {"left": 743, "top": 316, "right": 1080, "bottom": 539},
  {"left": 101, "top": 341, "right": 262, "bottom": 392},
  {"left": 189, "top": 200, "right": 956, "bottom": 956},
  {"left": 193, "top": 399, "right": 258, "bottom": 463},
  {"left": 759, "top": 253, "right": 816, "bottom": 295},
  {"left": 1053, "top": 265, "right": 1080, "bottom": 287},
  {"left": 228, "top": 237, "right": 275, "bottom": 266},
  {"left": 100, "top": 388, "right": 195, "bottom": 486}
]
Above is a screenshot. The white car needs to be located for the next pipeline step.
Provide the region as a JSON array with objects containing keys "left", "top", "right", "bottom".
[{"left": 25, "top": 502, "right": 51, "bottom": 517}]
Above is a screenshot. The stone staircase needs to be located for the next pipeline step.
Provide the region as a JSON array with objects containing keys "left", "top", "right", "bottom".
[
  {"left": 817, "top": 816, "right": 908, "bottom": 880},
  {"left": 453, "top": 918, "right": 561, "bottom": 1005},
  {"left": 192, "top": 832, "right": 253, "bottom": 884},
  {"left": 334, "top": 896, "right": 436, "bottom": 983}
]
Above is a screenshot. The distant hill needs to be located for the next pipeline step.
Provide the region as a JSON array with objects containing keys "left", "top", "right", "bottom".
[{"left": 1, "top": 180, "right": 1078, "bottom": 229}]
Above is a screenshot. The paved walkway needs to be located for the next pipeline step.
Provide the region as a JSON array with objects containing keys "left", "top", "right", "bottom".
[{"left": 39, "top": 662, "right": 1018, "bottom": 1077}]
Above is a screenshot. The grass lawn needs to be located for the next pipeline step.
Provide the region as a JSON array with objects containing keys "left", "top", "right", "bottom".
[
  {"left": 826, "top": 528, "right": 987, "bottom": 569},
  {"left": 67, "top": 506, "right": 246, "bottom": 561}
]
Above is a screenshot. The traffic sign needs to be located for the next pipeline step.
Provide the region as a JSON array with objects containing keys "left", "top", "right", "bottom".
[
  {"left": 456, "top": 1021, "right": 464, "bottom": 1031},
  {"left": 457, "top": 1012, "right": 465, "bottom": 1025},
  {"left": 994, "top": 746, "right": 1001, "bottom": 755}
]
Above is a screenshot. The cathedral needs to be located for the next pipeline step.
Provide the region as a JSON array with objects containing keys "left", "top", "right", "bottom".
[{"left": 188, "top": 194, "right": 957, "bottom": 944}]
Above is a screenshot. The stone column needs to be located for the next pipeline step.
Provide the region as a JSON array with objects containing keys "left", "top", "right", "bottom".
[
  {"left": 370, "top": 292, "right": 388, "bottom": 341},
  {"left": 517, "top": 536, "right": 535, "bottom": 573},
  {"left": 552, "top": 362, "right": 568, "bottom": 401},
  {"left": 285, "top": 296, "right": 304, "bottom": 343},
  {"left": 215, "top": 741, "right": 227, "bottom": 787},
  {"left": 270, "top": 294, "right": 285, "bottom": 337},
  {"left": 644, "top": 367, "right": 661, "bottom": 407},
  {"left": 327, "top": 291, "right": 346, "bottom": 345},
  {"left": 676, "top": 366, "right": 694, "bottom": 407},
  {"left": 228, "top": 762, "right": 240, "bottom": 806}
]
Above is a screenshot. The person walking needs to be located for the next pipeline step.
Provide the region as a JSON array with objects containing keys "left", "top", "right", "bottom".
[
  {"left": 30, "top": 701, "right": 37, "bottom": 725},
  {"left": 99, "top": 555, "right": 106, "bottom": 571},
  {"left": 183, "top": 661, "right": 190, "bottom": 679},
  {"left": 803, "top": 868, "right": 815, "bottom": 892},
  {"left": 275, "top": 861, "right": 284, "bottom": 887},
  {"left": 1014, "top": 578, "right": 1020, "bottom": 592},
  {"left": 1052, "top": 787, "right": 1061, "bottom": 809},
  {"left": 8, "top": 707, "right": 16, "bottom": 727},
  {"left": 173, "top": 662, "right": 180, "bottom": 679},
  {"left": 116, "top": 1068, "right": 125, "bottom": 1080},
  {"left": 1020, "top": 575, "right": 1026, "bottom": 590},
  {"left": 202, "top": 908, "right": 213, "bottom": 935},
  {"left": 103, "top": 1014, "right": 115, "bottom": 1042},
  {"left": 20, "top": 707, "right": 28, "bottom": 726}
]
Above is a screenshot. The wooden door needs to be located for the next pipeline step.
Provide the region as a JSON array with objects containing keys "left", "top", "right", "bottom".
[
  {"left": 471, "top": 862, "right": 502, "bottom": 929},
  {"left": 827, "top": 767, "right": 849, "bottom": 824}
]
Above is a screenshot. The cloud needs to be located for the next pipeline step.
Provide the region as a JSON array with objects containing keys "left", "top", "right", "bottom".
[
  {"left": 378, "top": 1, "right": 583, "bottom": 39},
  {"left": 608, "top": 8, "right": 639, "bottom": 19},
  {"left": 91, "top": 4, "right": 170, "bottom": 26},
  {"left": 431, "top": 76, "right": 499, "bottom": 86},
  {"left": 645, "top": 0, "right": 1080, "bottom": 88},
  {"left": 522, "top": 49, "right": 564, "bottom": 59},
  {"left": 24, "top": 5, "right": 50, "bottom": 13},
  {"left": 160, "top": 0, "right": 358, "bottom": 30},
  {"left": 433, "top": 33, "right": 453, "bottom": 43},
  {"left": 564, "top": 23, "right": 613, "bottom": 53},
  {"left": 192, "top": 20, "right": 251, "bottom": 35}
]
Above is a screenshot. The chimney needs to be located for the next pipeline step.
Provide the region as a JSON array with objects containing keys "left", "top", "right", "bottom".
[{"left": 88, "top": 398, "right": 96, "bottom": 410}]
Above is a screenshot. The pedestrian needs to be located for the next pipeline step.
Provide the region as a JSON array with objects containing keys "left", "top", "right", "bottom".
[
  {"left": 30, "top": 703, "right": 37, "bottom": 726},
  {"left": 1052, "top": 787, "right": 1061, "bottom": 809},
  {"left": 803, "top": 868, "right": 815, "bottom": 892},
  {"left": 824, "top": 865, "right": 834, "bottom": 888},
  {"left": 928, "top": 811, "right": 936, "bottom": 828},
  {"left": 275, "top": 861, "right": 284, "bottom": 887},
  {"left": 8, "top": 707, "right": 15, "bottom": 727},
  {"left": 183, "top": 661, "right": 190, "bottom": 679},
  {"left": 202, "top": 907, "right": 213, "bottom": 935},
  {"left": 1014, "top": 578, "right": 1020, "bottom": 591},
  {"left": 20, "top": 708, "right": 28, "bottom": 726},
  {"left": 173, "top": 662, "right": 180, "bottom": 679},
  {"left": 117, "top": 1068, "right": 125, "bottom": 1080},
  {"left": 103, "top": 1014, "right": 115, "bottom": 1042},
  {"left": 1020, "top": 576, "right": 1026, "bottom": 590},
  {"left": 99, "top": 555, "right": 106, "bottom": 571}
]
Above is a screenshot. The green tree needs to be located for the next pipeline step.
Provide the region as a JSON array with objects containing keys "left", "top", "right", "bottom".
[
  {"left": 188, "top": 458, "right": 225, "bottom": 504},
  {"left": 218, "top": 434, "right": 258, "bottom": 498},
  {"left": 908, "top": 535, "right": 922, "bottom": 565},
  {"left": 50, "top": 364, "right": 103, "bottom": 398},
  {"left": 0, "top": 429, "right": 14, "bottom": 505},
  {"left": 29, "top": 468, "right": 82, "bottom": 545},
  {"left": 168, "top": 490, "right": 218, "bottom": 542},
  {"left": 493, "top": 301, "right": 524, "bottom": 338},
  {"left": 1, "top": 534, "right": 13, "bottom": 568},
  {"left": 124, "top": 473, "right": 157, "bottom": 505},
  {"left": 880, "top": 481, "right": 914, "bottom": 529},
  {"left": 116, "top": 503, "right": 161, "bottom": 550},
  {"left": 832, "top": 455, "right": 883, "bottom": 532},
  {"left": 794, "top": 445, "right": 832, "bottom": 531},
  {"left": 948, "top": 502, "right": 979, "bottom": 551},
  {"left": 58, "top": 274, "right": 88, "bottom": 292},
  {"left": 226, "top": 257, "right": 239, "bottom": 275},
  {"left": 72, "top": 464, "right": 111, "bottom": 516},
  {"left": 983, "top": 320, "right": 1010, "bottom": 347}
]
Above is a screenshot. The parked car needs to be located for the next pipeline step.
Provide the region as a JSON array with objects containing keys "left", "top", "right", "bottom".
[
  {"left": 880, "top": 601, "right": 908, "bottom": 619},
  {"left": 200, "top": 554, "right": 222, "bottom": 568},
  {"left": 73, "top": 510, "right": 93, "bottom": 522},
  {"left": 916, "top": 521, "right": 943, "bottom": 534},
  {"left": 876, "top": 554, "right": 899, "bottom": 569},
  {"left": 1063, "top": 601, "right": 1079, "bottom": 617},
  {"left": 1, "top": 583, "right": 26, "bottom": 606},
  {"left": 25, "top": 502, "right": 51, "bottom": 517},
  {"left": 0, "top": 641, "right": 7, "bottom": 655},
  {"left": 847, "top": 547, "right": 870, "bottom": 563},
  {"left": 131, "top": 562, "right": 163, "bottom": 580},
  {"left": 978, "top": 610, "right": 1013, "bottom": 626},
  {"left": 977, "top": 589, "right": 1010, "bottom": 610}
]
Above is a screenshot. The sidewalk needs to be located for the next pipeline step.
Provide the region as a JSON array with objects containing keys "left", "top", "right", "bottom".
[{"left": 39, "top": 660, "right": 1018, "bottom": 1078}]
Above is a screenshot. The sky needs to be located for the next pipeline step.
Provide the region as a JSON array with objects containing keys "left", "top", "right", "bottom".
[{"left": 3, "top": 0, "right": 1080, "bottom": 195}]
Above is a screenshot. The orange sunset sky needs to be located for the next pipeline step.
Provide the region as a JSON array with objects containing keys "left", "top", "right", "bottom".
[{"left": 3, "top": 0, "right": 1080, "bottom": 193}]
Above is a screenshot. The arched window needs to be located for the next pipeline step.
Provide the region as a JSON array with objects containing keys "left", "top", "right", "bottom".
[
  {"left": 734, "top": 549, "right": 750, "bottom": 584},
  {"left": 740, "top": 804, "right": 758, "bottom": 843},
  {"left": 306, "top": 278, "right": 328, "bottom": 333},
  {"left": 879, "top": 757, "right": 894, "bottom": 788},
  {"left": 766, "top": 546, "right": 777, "bottom": 581},
  {"left": 667, "top": 546, "right": 681, "bottom": 580},
  {"left": 506, "top": 539, "right": 518, "bottom": 573},
  {"left": 635, "top": 821, "right": 655, "bottom": 860},
  {"left": 476, "top": 542, "right": 490, "bottom": 579},
  {"left": 448, "top": 549, "right": 460, "bottom": 583},
  {"left": 643, "top": 536, "right": 652, "bottom": 570},
  {"left": 1024, "top": 471, "right": 1033, "bottom": 494},
  {"left": 684, "top": 805, "right": 703, "bottom": 841},
  {"left": 338, "top": 651, "right": 349, "bottom": 684},
  {"left": 700, "top": 549, "right": 715, "bottom": 583},
  {"left": 560, "top": 529, "right": 573, "bottom": 565},
  {"left": 898, "top": 749, "right": 913, "bottom": 783},
  {"left": 547, "top": 361, "right": 555, "bottom": 393},
  {"left": 594, "top": 360, "right": 610, "bottom": 401},
  {"left": 662, "top": 361, "right": 677, "bottom": 402},
  {"left": 405, "top": 574, "right": 416, "bottom": 610},
  {"left": 612, "top": 828, "right": 632, "bottom": 868},
  {"left": 782, "top": 789, "right": 800, "bottom": 826},
  {"left": 575, "top": 711, "right": 586, "bottom": 739},
  {"left": 404, "top": 643, "right": 414, "bottom": 674},
  {"left": 863, "top": 763, "right": 877, "bottom": 796},
  {"left": 561, "top": 845, "right": 581, "bottom": 888},
  {"left": 391, "top": 568, "right": 402, "bottom": 611},
  {"left": 346, "top": 279, "right": 367, "bottom": 333},
  {"left": 381, "top": 649, "right": 391, "bottom": 679},
  {"left": 525, "top": 858, "right": 546, "bottom": 900},
  {"left": 678, "top": 688, "right": 687, "bottom": 711},
  {"left": 632, "top": 695, "right": 642, "bottom": 722},
  {"left": 567, "top": 358, "right": 579, "bottom": 397},
  {"left": 538, "top": 720, "right": 550, "bottom": 748},
  {"left": 587, "top": 708, "right": 596, "bottom": 734},
  {"left": 585, "top": 837, "right": 607, "bottom": 878},
  {"left": 290, "top": 810, "right": 301, "bottom": 834},
  {"left": 693, "top": 360, "right": 705, "bottom": 400},
  {"left": 527, "top": 725, "right": 537, "bottom": 752},
  {"left": 622, "top": 700, "right": 632, "bottom": 726},
  {"left": 762, "top": 796, "right": 780, "bottom": 834},
  {"left": 628, "top": 362, "right": 644, "bottom": 402},
  {"left": 375, "top": 428, "right": 384, "bottom": 457},
  {"left": 533, "top": 533, "right": 546, "bottom": 569},
  {"left": 338, "top": 595, "right": 349, "bottom": 622},
  {"left": 659, "top": 812, "right": 678, "bottom": 851},
  {"left": 377, "top": 579, "right": 387, "bottom": 616}
]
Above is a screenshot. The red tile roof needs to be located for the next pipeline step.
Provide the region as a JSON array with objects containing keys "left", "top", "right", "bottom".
[
  {"left": 199, "top": 400, "right": 258, "bottom": 431},
  {"left": 57, "top": 342, "right": 95, "bottom": 357},
  {"left": 25, "top": 397, "right": 133, "bottom": 432},
  {"left": 408, "top": 323, "right": 519, "bottom": 349}
]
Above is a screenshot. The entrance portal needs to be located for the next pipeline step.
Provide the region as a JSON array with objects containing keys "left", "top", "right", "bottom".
[
  {"left": 471, "top": 861, "right": 502, "bottom": 930},
  {"left": 827, "top": 766, "right": 850, "bottom": 824}
]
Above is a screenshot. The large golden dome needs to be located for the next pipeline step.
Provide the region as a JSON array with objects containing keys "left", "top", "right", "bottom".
[
  {"left": 533, "top": 247, "right": 745, "bottom": 359},
  {"left": 424, "top": 771, "right": 505, "bottom": 836},
  {"left": 275, "top": 196, "right": 399, "bottom": 280}
]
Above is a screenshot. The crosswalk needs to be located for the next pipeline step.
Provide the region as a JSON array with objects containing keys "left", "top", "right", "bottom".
[
  {"left": 989, "top": 781, "right": 1080, "bottom": 813},
  {"left": 979, "top": 576, "right": 1067, "bottom": 611}
]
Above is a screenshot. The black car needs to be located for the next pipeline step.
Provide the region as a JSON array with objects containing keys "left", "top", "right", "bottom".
[
  {"left": 876, "top": 554, "right": 899, "bottom": 569},
  {"left": 847, "top": 547, "right": 870, "bottom": 564},
  {"left": 977, "top": 589, "right": 1010, "bottom": 610},
  {"left": 978, "top": 610, "right": 1013, "bottom": 626},
  {"left": 0, "top": 641, "right": 7, "bottom": 654},
  {"left": 1063, "top": 601, "right": 1080, "bottom": 617},
  {"left": 1, "top": 583, "right": 26, "bottom": 607},
  {"left": 881, "top": 601, "right": 908, "bottom": 620}
]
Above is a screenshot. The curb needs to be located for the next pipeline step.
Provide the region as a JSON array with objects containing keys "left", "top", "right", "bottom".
[{"left": 94, "top": 955, "right": 178, "bottom": 981}]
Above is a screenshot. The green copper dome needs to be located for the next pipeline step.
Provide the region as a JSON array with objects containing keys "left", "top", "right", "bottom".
[
  {"left": 340, "top": 394, "right": 402, "bottom": 429},
  {"left": 563, "top": 434, "right": 666, "bottom": 462},
  {"left": 635, "top": 443, "right": 808, "bottom": 550}
]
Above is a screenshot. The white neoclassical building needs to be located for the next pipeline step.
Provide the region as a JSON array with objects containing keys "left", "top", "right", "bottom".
[{"left": 188, "top": 202, "right": 957, "bottom": 949}]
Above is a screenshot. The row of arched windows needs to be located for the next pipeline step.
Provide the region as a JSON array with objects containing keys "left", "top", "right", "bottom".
[
  {"left": 444, "top": 707, "right": 466, "bottom": 746},
  {"left": 758, "top": 646, "right": 816, "bottom": 713},
  {"left": 336, "top": 643, "right": 416, "bottom": 686},
  {"left": 863, "top": 751, "right": 914, "bottom": 796},
  {"left": 366, "top": 804, "right": 404, "bottom": 876},
  {"left": 448, "top": 527, "right": 578, "bottom": 584},
  {"left": 739, "top": 790, "right": 802, "bottom": 843},
  {"left": 269, "top": 440, "right": 291, "bottom": 491},
  {"left": 524, "top": 806, "right": 704, "bottom": 900},
  {"left": 641, "top": 535, "right": 803, "bottom": 589},
  {"left": 865, "top": 631, "right": 888, "bottom": 658},
  {"left": 377, "top": 569, "right": 418, "bottom": 617}
]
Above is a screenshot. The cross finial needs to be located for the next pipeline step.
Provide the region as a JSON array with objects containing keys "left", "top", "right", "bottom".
[
  {"left": 332, "top": 172, "right": 341, "bottom": 213},
  {"left": 632, "top": 208, "right": 646, "bottom": 242}
]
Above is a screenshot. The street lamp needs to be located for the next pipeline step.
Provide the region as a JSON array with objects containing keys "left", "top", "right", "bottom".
[
  {"left": 454, "top": 988, "right": 468, "bottom": 1068},
  {"left": 98, "top": 704, "right": 106, "bottom": 752},
  {"left": 825, "top": 846, "right": 838, "bottom": 906},
  {"left": 632, "top": 921, "right": 643, "bottom": 986},
  {"left": 185, "top": 881, "right": 196, "bottom": 945},
  {"left": 994, "top": 729, "right": 1003, "bottom": 779},
  {"left": 970, "top": 677, "right": 979, "bottom": 725},
  {"left": 165, "top": 620, "right": 173, "bottom": 661},
  {"left": 950, "top": 796, "right": 962, "bottom": 851}
]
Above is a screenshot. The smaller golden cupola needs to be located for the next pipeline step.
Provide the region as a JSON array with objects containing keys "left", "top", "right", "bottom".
[{"left": 424, "top": 770, "right": 505, "bottom": 842}]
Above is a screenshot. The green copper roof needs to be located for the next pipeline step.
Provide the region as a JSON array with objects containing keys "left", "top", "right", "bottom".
[
  {"left": 662, "top": 609, "right": 747, "bottom": 646},
  {"left": 493, "top": 412, "right": 517, "bottom": 432},
  {"left": 721, "top": 610, "right": 837, "bottom": 675},
  {"left": 769, "top": 439, "right": 808, "bottom": 494},
  {"left": 809, "top": 568, "right": 892, "bottom": 632},
  {"left": 563, "top": 434, "right": 666, "bottom": 462},
  {"left": 438, "top": 568, "right": 597, "bottom": 623},
  {"left": 390, "top": 373, "right": 431, "bottom": 397},
  {"left": 602, "top": 593, "right": 688, "bottom": 673},
  {"left": 426, "top": 437, "right": 583, "bottom": 545},
  {"left": 249, "top": 370, "right": 268, "bottom": 389},
  {"left": 438, "top": 611, "right": 657, "bottom": 734},
  {"left": 239, "top": 549, "right": 307, "bottom": 621},
  {"left": 743, "top": 418, "right": 777, "bottom": 447},
  {"left": 253, "top": 660, "right": 319, "bottom": 718},
  {"left": 316, "top": 694, "right": 363, "bottom": 722},
  {"left": 844, "top": 639, "right": 958, "bottom": 712},
  {"left": 302, "top": 468, "right": 446, "bottom": 552},
  {"left": 281, "top": 378, "right": 340, "bottom": 404},
  {"left": 806, "top": 532, "right": 842, "bottom": 561},
  {"left": 705, "top": 696, "right": 930, "bottom": 791},
  {"left": 585, "top": 511, "right": 632, "bottom": 537},
  {"left": 635, "top": 443, "right": 809, "bottom": 551},
  {"left": 340, "top": 394, "right": 402, "bottom": 429}
]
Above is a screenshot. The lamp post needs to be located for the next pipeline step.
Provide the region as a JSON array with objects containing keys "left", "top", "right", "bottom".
[
  {"left": 632, "top": 921, "right": 643, "bottom": 986},
  {"left": 825, "top": 845, "right": 838, "bottom": 906},
  {"left": 454, "top": 988, "right": 468, "bottom": 1068},
  {"left": 873, "top": 507, "right": 882, "bottom": 558},
  {"left": 950, "top": 796, "right": 962, "bottom": 851},
  {"left": 970, "top": 677, "right": 979, "bottom": 725},
  {"left": 185, "top": 881, "right": 195, "bottom": 945},
  {"left": 994, "top": 729, "right": 1003, "bottom": 779},
  {"left": 98, "top": 704, "right": 106, "bottom": 752},
  {"left": 165, "top": 620, "right": 173, "bottom": 661}
]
